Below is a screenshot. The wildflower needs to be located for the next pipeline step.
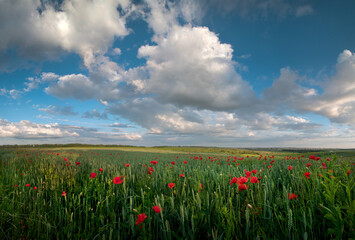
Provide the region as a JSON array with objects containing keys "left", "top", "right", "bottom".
[
  {"left": 76, "top": 162, "right": 81, "bottom": 165},
  {"left": 321, "top": 162, "right": 327, "bottom": 169},
  {"left": 245, "top": 171, "right": 251, "bottom": 178},
  {"left": 184, "top": 161, "right": 187, "bottom": 164},
  {"left": 306, "top": 163, "right": 312, "bottom": 167},
  {"left": 26, "top": 184, "right": 30, "bottom": 187},
  {"left": 288, "top": 166, "right": 293, "bottom": 171},
  {"left": 179, "top": 174, "right": 185, "bottom": 178},
  {"left": 15, "top": 184, "right": 18, "bottom": 187},
  {"left": 63, "top": 158, "right": 68, "bottom": 162},
  {"left": 288, "top": 193, "right": 298, "bottom": 200},
  {"left": 62, "top": 191, "right": 67, "bottom": 196},
  {"left": 304, "top": 172, "right": 310, "bottom": 179},
  {"left": 229, "top": 177, "right": 238, "bottom": 185},
  {"left": 34, "top": 186, "right": 37, "bottom": 190},
  {"left": 152, "top": 206, "right": 163, "bottom": 213},
  {"left": 136, "top": 213, "right": 147, "bottom": 226},
  {"left": 171, "top": 161, "right": 175, "bottom": 165},
  {"left": 90, "top": 173, "right": 97, "bottom": 178},
  {"left": 251, "top": 176, "right": 259, "bottom": 183},
  {"left": 252, "top": 169, "right": 257, "bottom": 174},
  {"left": 125, "top": 163, "right": 130, "bottom": 167},
  {"left": 150, "top": 160, "right": 158, "bottom": 165},
  {"left": 168, "top": 183, "right": 175, "bottom": 189},
  {"left": 238, "top": 184, "right": 248, "bottom": 191},
  {"left": 99, "top": 168, "right": 103, "bottom": 172},
  {"left": 309, "top": 155, "right": 316, "bottom": 160},
  {"left": 347, "top": 170, "right": 351, "bottom": 175},
  {"left": 113, "top": 177, "right": 123, "bottom": 184}
]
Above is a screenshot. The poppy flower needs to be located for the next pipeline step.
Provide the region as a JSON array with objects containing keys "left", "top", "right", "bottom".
[
  {"left": 229, "top": 177, "right": 238, "bottom": 185},
  {"left": 309, "top": 155, "right": 316, "bottom": 160},
  {"left": 179, "top": 174, "right": 185, "bottom": 178},
  {"left": 136, "top": 213, "right": 147, "bottom": 226},
  {"left": 245, "top": 171, "right": 251, "bottom": 178},
  {"left": 90, "top": 173, "right": 97, "bottom": 178},
  {"left": 152, "top": 206, "right": 163, "bottom": 213},
  {"left": 34, "top": 186, "right": 37, "bottom": 190},
  {"left": 63, "top": 158, "right": 68, "bottom": 162},
  {"left": 113, "top": 177, "right": 123, "bottom": 184},
  {"left": 347, "top": 170, "right": 351, "bottom": 175},
  {"left": 252, "top": 169, "right": 257, "bottom": 174},
  {"left": 304, "top": 172, "right": 310, "bottom": 179},
  {"left": 321, "top": 162, "right": 327, "bottom": 169},
  {"left": 288, "top": 166, "right": 293, "bottom": 171},
  {"left": 76, "top": 162, "right": 81, "bottom": 165},
  {"left": 26, "top": 184, "right": 30, "bottom": 187},
  {"left": 150, "top": 160, "right": 158, "bottom": 165},
  {"left": 306, "top": 163, "right": 312, "bottom": 167},
  {"left": 237, "top": 177, "right": 249, "bottom": 185},
  {"left": 288, "top": 193, "right": 298, "bottom": 200},
  {"left": 250, "top": 176, "right": 259, "bottom": 183},
  {"left": 238, "top": 184, "right": 248, "bottom": 191},
  {"left": 125, "top": 163, "right": 130, "bottom": 167},
  {"left": 15, "top": 184, "right": 18, "bottom": 187},
  {"left": 99, "top": 168, "right": 103, "bottom": 172},
  {"left": 184, "top": 161, "right": 187, "bottom": 164},
  {"left": 168, "top": 183, "right": 175, "bottom": 189},
  {"left": 62, "top": 191, "right": 67, "bottom": 196},
  {"left": 171, "top": 161, "right": 175, "bottom": 165}
]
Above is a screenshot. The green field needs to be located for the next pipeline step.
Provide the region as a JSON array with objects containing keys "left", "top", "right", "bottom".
[{"left": 0, "top": 146, "right": 354, "bottom": 239}]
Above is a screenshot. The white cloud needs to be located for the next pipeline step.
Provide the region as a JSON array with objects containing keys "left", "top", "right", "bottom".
[
  {"left": 0, "top": 118, "right": 78, "bottom": 138},
  {"left": 295, "top": 5, "right": 314, "bottom": 17},
  {"left": 138, "top": 24, "right": 255, "bottom": 111},
  {"left": 0, "top": 0, "right": 132, "bottom": 69}
]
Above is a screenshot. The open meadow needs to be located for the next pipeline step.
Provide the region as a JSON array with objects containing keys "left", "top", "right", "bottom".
[{"left": 0, "top": 147, "right": 354, "bottom": 239}]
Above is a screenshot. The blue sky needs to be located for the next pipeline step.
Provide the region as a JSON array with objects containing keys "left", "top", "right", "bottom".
[{"left": 0, "top": 0, "right": 355, "bottom": 148}]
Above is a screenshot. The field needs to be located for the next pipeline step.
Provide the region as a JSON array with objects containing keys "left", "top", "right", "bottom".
[{"left": 0, "top": 147, "right": 354, "bottom": 239}]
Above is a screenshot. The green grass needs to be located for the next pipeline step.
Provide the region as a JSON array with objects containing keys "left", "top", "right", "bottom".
[{"left": 0, "top": 148, "right": 354, "bottom": 239}]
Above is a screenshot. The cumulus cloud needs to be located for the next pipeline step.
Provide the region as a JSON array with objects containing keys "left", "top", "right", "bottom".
[
  {"left": 0, "top": 118, "right": 78, "bottom": 139},
  {"left": 0, "top": 0, "right": 132, "bottom": 69},
  {"left": 138, "top": 25, "right": 255, "bottom": 111},
  {"left": 263, "top": 50, "right": 355, "bottom": 126},
  {"left": 0, "top": 118, "right": 142, "bottom": 143}
]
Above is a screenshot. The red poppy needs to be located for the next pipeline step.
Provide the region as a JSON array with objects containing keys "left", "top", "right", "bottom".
[
  {"left": 150, "top": 160, "right": 158, "bottom": 165},
  {"left": 347, "top": 170, "right": 351, "bottom": 175},
  {"left": 309, "top": 155, "right": 316, "bottom": 160},
  {"left": 76, "top": 162, "right": 81, "bottom": 165},
  {"left": 288, "top": 193, "right": 298, "bottom": 200},
  {"left": 113, "top": 177, "right": 123, "bottom": 184},
  {"left": 245, "top": 171, "right": 251, "bottom": 178},
  {"left": 229, "top": 177, "right": 238, "bottom": 185},
  {"left": 171, "top": 161, "right": 175, "bottom": 165},
  {"left": 288, "top": 166, "right": 293, "bottom": 171},
  {"left": 63, "top": 158, "right": 68, "bottom": 162},
  {"left": 136, "top": 213, "right": 147, "bottom": 226},
  {"left": 238, "top": 184, "right": 248, "bottom": 191},
  {"left": 90, "top": 173, "right": 97, "bottom": 178},
  {"left": 152, "top": 206, "right": 163, "bottom": 213},
  {"left": 168, "top": 183, "right": 175, "bottom": 189},
  {"left": 252, "top": 169, "right": 257, "bottom": 174},
  {"left": 237, "top": 177, "right": 249, "bottom": 185},
  {"left": 268, "top": 165, "right": 272, "bottom": 169},
  {"left": 184, "top": 161, "right": 187, "bottom": 164},
  {"left": 125, "top": 163, "right": 130, "bottom": 167},
  {"left": 26, "top": 184, "right": 30, "bottom": 187},
  {"left": 179, "top": 174, "right": 185, "bottom": 178},
  {"left": 304, "top": 172, "right": 310, "bottom": 179},
  {"left": 250, "top": 176, "right": 259, "bottom": 183},
  {"left": 306, "top": 163, "right": 312, "bottom": 167},
  {"left": 99, "top": 168, "right": 103, "bottom": 172},
  {"left": 321, "top": 162, "right": 327, "bottom": 169},
  {"left": 62, "top": 191, "right": 67, "bottom": 196},
  {"left": 15, "top": 184, "right": 18, "bottom": 187}
]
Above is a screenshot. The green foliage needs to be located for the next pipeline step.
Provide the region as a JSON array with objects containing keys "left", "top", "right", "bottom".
[{"left": 0, "top": 148, "right": 354, "bottom": 239}]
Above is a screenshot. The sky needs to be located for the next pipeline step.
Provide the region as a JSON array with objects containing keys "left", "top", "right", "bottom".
[{"left": 0, "top": 0, "right": 355, "bottom": 148}]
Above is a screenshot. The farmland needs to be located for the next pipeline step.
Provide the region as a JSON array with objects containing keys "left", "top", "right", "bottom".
[{"left": 0, "top": 146, "right": 354, "bottom": 239}]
